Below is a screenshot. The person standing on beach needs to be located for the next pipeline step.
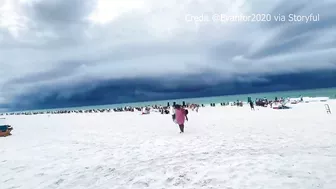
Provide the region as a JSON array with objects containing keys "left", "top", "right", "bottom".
[
  {"left": 248, "top": 97, "right": 254, "bottom": 110},
  {"left": 249, "top": 100, "right": 255, "bottom": 110},
  {"left": 174, "top": 105, "right": 188, "bottom": 133}
]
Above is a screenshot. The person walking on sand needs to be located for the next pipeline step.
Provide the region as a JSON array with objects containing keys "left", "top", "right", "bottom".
[
  {"left": 174, "top": 104, "right": 188, "bottom": 133},
  {"left": 249, "top": 100, "right": 255, "bottom": 110},
  {"left": 248, "top": 97, "right": 254, "bottom": 110}
]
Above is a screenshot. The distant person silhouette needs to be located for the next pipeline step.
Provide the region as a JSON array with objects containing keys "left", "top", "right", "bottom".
[{"left": 249, "top": 101, "right": 255, "bottom": 110}]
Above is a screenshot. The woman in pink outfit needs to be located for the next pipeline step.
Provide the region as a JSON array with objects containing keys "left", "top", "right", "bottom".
[{"left": 174, "top": 105, "right": 188, "bottom": 133}]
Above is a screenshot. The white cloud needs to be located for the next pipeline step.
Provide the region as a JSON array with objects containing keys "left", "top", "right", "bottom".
[
  {"left": 88, "top": 0, "right": 147, "bottom": 24},
  {"left": 0, "top": 0, "right": 336, "bottom": 108}
]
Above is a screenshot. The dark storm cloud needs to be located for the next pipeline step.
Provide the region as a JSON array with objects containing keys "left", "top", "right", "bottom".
[{"left": 1, "top": 0, "right": 336, "bottom": 111}]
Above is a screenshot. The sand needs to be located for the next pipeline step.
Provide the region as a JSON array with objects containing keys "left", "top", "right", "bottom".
[{"left": 1, "top": 100, "right": 336, "bottom": 189}]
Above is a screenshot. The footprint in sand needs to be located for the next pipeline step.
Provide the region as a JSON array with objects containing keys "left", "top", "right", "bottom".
[
  {"left": 133, "top": 181, "right": 149, "bottom": 187},
  {"left": 166, "top": 177, "right": 174, "bottom": 183},
  {"left": 11, "top": 166, "right": 26, "bottom": 173},
  {"left": 54, "top": 178, "right": 65, "bottom": 186},
  {"left": 3, "top": 178, "right": 14, "bottom": 183},
  {"left": 173, "top": 165, "right": 183, "bottom": 172},
  {"left": 95, "top": 165, "right": 104, "bottom": 172},
  {"left": 193, "top": 179, "right": 213, "bottom": 187},
  {"left": 7, "top": 186, "right": 21, "bottom": 189},
  {"left": 35, "top": 172, "right": 45, "bottom": 177},
  {"left": 132, "top": 178, "right": 157, "bottom": 188},
  {"left": 173, "top": 177, "right": 189, "bottom": 187}
]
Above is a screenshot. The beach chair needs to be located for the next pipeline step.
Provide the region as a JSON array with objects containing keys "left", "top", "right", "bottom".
[{"left": 325, "top": 104, "right": 331, "bottom": 114}]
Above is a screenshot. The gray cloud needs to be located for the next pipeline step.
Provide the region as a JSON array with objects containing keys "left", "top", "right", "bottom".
[{"left": 1, "top": 0, "right": 336, "bottom": 111}]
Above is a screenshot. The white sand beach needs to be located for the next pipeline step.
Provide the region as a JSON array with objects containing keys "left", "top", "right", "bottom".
[{"left": 1, "top": 100, "right": 336, "bottom": 189}]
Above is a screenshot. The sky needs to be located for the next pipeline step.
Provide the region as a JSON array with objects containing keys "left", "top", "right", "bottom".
[{"left": 1, "top": 0, "right": 336, "bottom": 111}]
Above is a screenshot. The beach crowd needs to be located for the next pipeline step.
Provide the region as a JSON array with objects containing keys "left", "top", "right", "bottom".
[{"left": 0, "top": 96, "right": 298, "bottom": 116}]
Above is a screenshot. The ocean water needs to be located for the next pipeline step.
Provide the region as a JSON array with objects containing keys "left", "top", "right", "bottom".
[{"left": 17, "top": 87, "right": 336, "bottom": 113}]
